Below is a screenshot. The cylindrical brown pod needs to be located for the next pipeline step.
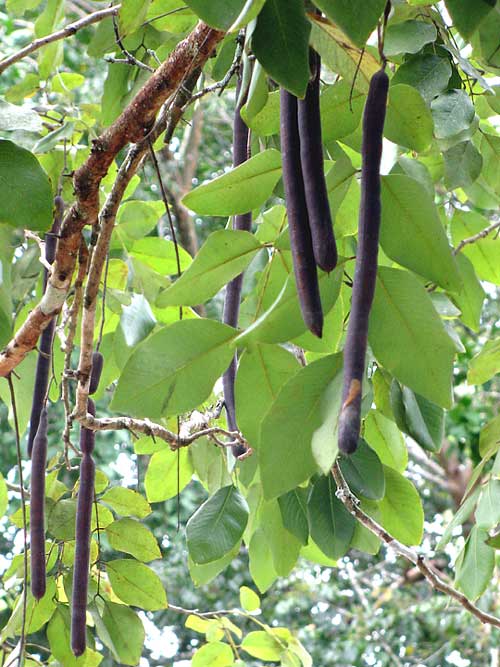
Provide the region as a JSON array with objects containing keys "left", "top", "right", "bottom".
[
  {"left": 280, "top": 87, "right": 323, "bottom": 339},
  {"left": 30, "top": 408, "right": 48, "bottom": 600},
  {"left": 71, "top": 453, "right": 95, "bottom": 657},
  {"left": 80, "top": 399, "right": 96, "bottom": 455},
  {"left": 298, "top": 50, "right": 337, "bottom": 273},
  {"left": 338, "top": 69, "right": 389, "bottom": 455},
  {"left": 89, "top": 352, "right": 104, "bottom": 395},
  {"left": 222, "top": 73, "right": 252, "bottom": 456},
  {"left": 27, "top": 197, "right": 63, "bottom": 458}
]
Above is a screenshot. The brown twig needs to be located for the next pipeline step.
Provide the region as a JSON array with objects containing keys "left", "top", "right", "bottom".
[
  {"left": 453, "top": 219, "right": 500, "bottom": 255},
  {"left": 0, "top": 5, "right": 121, "bottom": 74}
]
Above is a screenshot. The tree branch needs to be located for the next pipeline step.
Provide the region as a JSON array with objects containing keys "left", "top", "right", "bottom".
[
  {"left": 0, "top": 21, "right": 225, "bottom": 379},
  {"left": 0, "top": 5, "right": 121, "bottom": 74},
  {"left": 453, "top": 219, "right": 500, "bottom": 255},
  {"left": 332, "top": 462, "right": 500, "bottom": 630}
]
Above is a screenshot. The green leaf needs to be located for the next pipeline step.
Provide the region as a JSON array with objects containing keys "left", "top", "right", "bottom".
[
  {"left": 390, "top": 382, "right": 444, "bottom": 453},
  {"left": 252, "top": 0, "right": 311, "bottom": 98},
  {"left": 106, "top": 517, "right": 161, "bottom": 562},
  {"left": 455, "top": 527, "right": 494, "bottom": 601},
  {"left": 145, "top": 447, "right": 193, "bottom": 502},
  {"left": 0, "top": 140, "right": 52, "bottom": 231},
  {"left": 277, "top": 488, "right": 309, "bottom": 545},
  {"left": 339, "top": 439, "right": 385, "bottom": 501},
  {"left": 157, "top": 230, "right": 262, "bottom": 307},
  {"left": 431, "top": 89, "right": 475, "bottom": 140},
  {"left": 107, "top": 559, "right": 168, "bottom": 610},
  {"left": 240, "top": 586, "right": 261, "bottom": 612},
  {"left": 47, "top": 606, "right": 102, "bottom": 667},
  {"left": 443, "top": 141, "right": 483, "bottom": 190},
  {"left": 368, "top": 267, "right": 456, "bottom": 409},
  {"left": 445, "top": 0, "right": 495, "bottom": 38},
  {"left": 258, "top": 500, "right": 301, "bottom": 576},
  {"left": 48, "top": 499, "right": 77, "bottom": 540},
  {"left": 114, "top": 200, "right": 164, "bottom": 242},
  {"left": 468, "top": 338, "right": 500, "bottom": 385},
  {"left": 230, "top": 0, "right": 267, "bottom": 31},
  {"left": 313, "top": 0, "right": 387, "bottom": 47},
  {"left": 320, "top": 82, "right": 365, "bottom": 141},
  {"left": 119, "top": 293, "right": 156, "bottom": 349},
  {"left": 0, "top": 100, "right": 43, "bottom": 132},
  {"left": 192, "top": 642, "right": 235, "bottom": 667},
  {"left": 451, "top": 254, "right": 485, "bottom": 333},
  {"left": 237, "top": 265, "right": 342, "bottom": 345},
  {"left": 384, "top": 85, "right": 433, "bottom": 152},
  {"left": 235, "top": 344, "right": 300, "bottom": 448},
  {"left": 437, "top": 487, "right": 480, "bottom": 550},
  {"left": 451, "top": 211, "right": 500, "bottom": 285},
  {"left": 187, "top": 485, "right": 249, "bottom": 564},
  {"left": 248, "top": 529, "right": 278, "bottom": 592},
  {"left": 380, "top": 175, "right": 461, "bottom": 291},
  {"left": 475, "top": 480, "right": 500, "bottom": 530},
  {"left": 100, "top": 487, "right": 151, "bottom": 518},
  {"left": 384, "top": 19, "right": 437, "bottom": 56},
  {"left": 189, "top": 544, "right": 241, "bottom": 587},
  {"left": 190, "top": 438, "right": 232, "bottom": 495},
  {"left": 0, "top": 473, "right": 7, "bottom": 518},
  {"left": 259, "top": 354, "right": 343, "bottom": 499},
  {"left": 364, "top": 410, "right": 408, "bottom": 473},
  {"left": 119, "top": 0, "right": 151, "bottom": 34},
  {"left": 185, "top": 0, "right": 246, "bottom": 29},
  {"left": 479, "top": 414, "right": 500, "bottom": 459},
  {"left": 307, "top": 474, "right": 355, "bottom": 559},
  {"left": 241, "top": 631, "right": 283, "bottom": 661},
  {"left": 102, "top": 601, "right": 145, "bottom": 666},
  {"left": 392, "top": 54, "right": 451, "bottom": 103},
  {"left": 183, "top": 149, "right": 281, "bottom": 216},
  {"left": 242, "top": 89, "right": 280, "bottom": 137},
  {"left": 376, "top": 467, "right": 424, "bottom": 546},
  {"left": 130, "top": 237, "right": 192, "bottom": 274},
  {"left": 111, "top": 319, "right": 236, "bottom": 418}
]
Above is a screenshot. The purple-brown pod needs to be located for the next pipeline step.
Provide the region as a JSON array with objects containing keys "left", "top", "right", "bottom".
[
  {"left": 338, "top": 69, "right": 389, "bottom": 455},
  {"left": 30, "top": 408, "right": 48, "bottom": 599},
  {"left": 80, "top": 399, "right": 95, "bottom": 455},
  {"left": 280, "top": 87, "right": 324, "bottom": 339},
  {"left": 298, "top": 50, "right": 337, "bottom": 273},
  {"left": 89, "top": 352, "right": 104, "bottom": 395},
  {"left": 71, "top": 453, "right": 95, "bottom": 657}
]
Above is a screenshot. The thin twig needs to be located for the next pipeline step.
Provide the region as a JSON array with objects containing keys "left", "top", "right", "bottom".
[
  {"left": 0, "top": 5, "right": 121, "bottom": 74},
  {"left": 453, "top": 219, "right": 500, "bottom": 255},
  {"left": 111, "top": 14, "right": 154, "bottom": 72},
  {"left": 332, "top": 462, "right": 500, "bottom": 630}
]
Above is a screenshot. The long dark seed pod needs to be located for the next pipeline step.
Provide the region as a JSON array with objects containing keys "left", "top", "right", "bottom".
[
  {"left": 280, "top": 87, "right": 323, "bottom": 338},
  {"left": 80, "top": 399, "right": 96, "bottom": 455},
  {"left": 338, "top": 69, "right": 389, "bottom": 455},
  {"left": 222, "top": 74, "right": 252, "bottom": 457},
  {"left": 27, "top": 196, "right": 63, "bottom": 457},
  {"left": 298, "top": 50, "right": 337, "bottom": 273},
  {"left": 89, "top": 352, "right": 103, "bottom": 395},
  {"left": 30, "top": 408, "right": 48, "bottom": 600},
  {"left": 71, "top": 453, "right": 95, "bottom": 656}
]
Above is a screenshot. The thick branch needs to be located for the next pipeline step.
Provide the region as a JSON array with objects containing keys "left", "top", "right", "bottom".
[
  {"left": 0, "top": 5, "right": 121, "bottom": 74},
  {"left": 0, "top": 22, "right": 225, "bottom": 378},
  {"left": 332, "top": 462, "right": 500, "bottom": 629}
]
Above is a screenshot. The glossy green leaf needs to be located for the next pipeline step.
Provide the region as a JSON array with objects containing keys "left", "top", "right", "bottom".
[
  {"left": 183, "top": 149, "right": 282, "bottom": 215},
  {"left": 364, "top": 410, "right": 408, "bottom": 473},
  {"left": 111, "top": 319, "right": 236, "bottom": 418},
  {"left": 235, "top": 344, "right": 300, "bottom": 448},
  {"left": 188, "top": 544, "right": 241, "bottom": 587},
  {"left": 106, "top": 518, "right": 161, "bottom": 562},
  {"left": 339, "top": 439, "right": 385, "bottom": 501},
  {"left": 249, "top": 529, "right": 278, "bottom": 593},
  {"left": 384, "top": 85, "right": 433, "bottom": 152},
  {"left": 157, "top": 230, "right": 262, "bottom": 307},
  {"left": 0, "top": 140, "right": 52, "bottom": 231},
  {"left": 187, "top": 485, "right": 249, "bottom": 564},
  {"left": 390, "top": 381, "right": 444, "bottom": 453},
  {"left": 320, "top": 82, "right": 365, "bottom": 141},
  {"left": 468, "top": 337, "right": 500, "bottom": 385},
  {"left": 307, "top": 474, "right": 355, "bottom": 559},
  {"left": 444, "top": 141, "right": 483, "bottom": 189},
  {"left": 259, "top": 501, "right": 301, "bottom": 576},
  {"left": 392, "top": 54, "right": 451, "bottom": 103},
  {"left": 376, "top": 467, "right": 424, "bottom": 546},
  {"left": 130, "top": 237, "right": 192, "bottom": 274},
  {"left": 107, "top": 559, "right": 167, "bottom": 610},
  {"left": 185, "top": 0, "right": 246, "bottom": 29},
  {"left": 369, "top": 268, "right": 456, "bottom": 408},
  {"left": 192, "top": 641, "right": 235, "bottom": 667},
  {"left": 455, "top": 527, "right": 494, "bottom": 601},
  {"left": 384, "top": 19, "right": 437, "bottom": 56},
  {"left": 313, "top": 0, "right": 387, "bottom": 47},
  {"left": 240, "top": 586, "right": 261, "bottom": 612},
  {"left": 252, "top": 0, "right": 311, "bottom": 98},
  {"left": 102, "top": 601, "right": 145, "bottom": 666},
  {"left": 380, "top": 175, "right": 461, "bottom": 291},
  {"left": 431, "top": 89, "right": 475, "bottom": 139},
  {"left": 475, "top": 480, "right": 500, "bottom": 530},
  {"left": 259, "top": 354, "right": 343, "bottom": 499},
  {"left": 100, "top": 487, "right": 151, "bottom": 518},
  {"left": 445, "top": 0, "right": 496, "bottom": 38},
  {"left": 145, "top": 447, "right": 193, "bottom": 503},
  {"left": 451, "top": 211, "right": 500, "bottom": 284},
  {"left": 278, "top": 488, "right": 309, "bottom": 545},
  {"left": 47, "top": 606, "right": 101, "bottom": 667},
  {"left": 241, "top": 631, "right": 283, "bottom": 661}
]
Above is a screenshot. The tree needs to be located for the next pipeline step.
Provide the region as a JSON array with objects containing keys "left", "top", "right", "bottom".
[{"left": 0, "top": 0, "right": 500, "bottom": 665}]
